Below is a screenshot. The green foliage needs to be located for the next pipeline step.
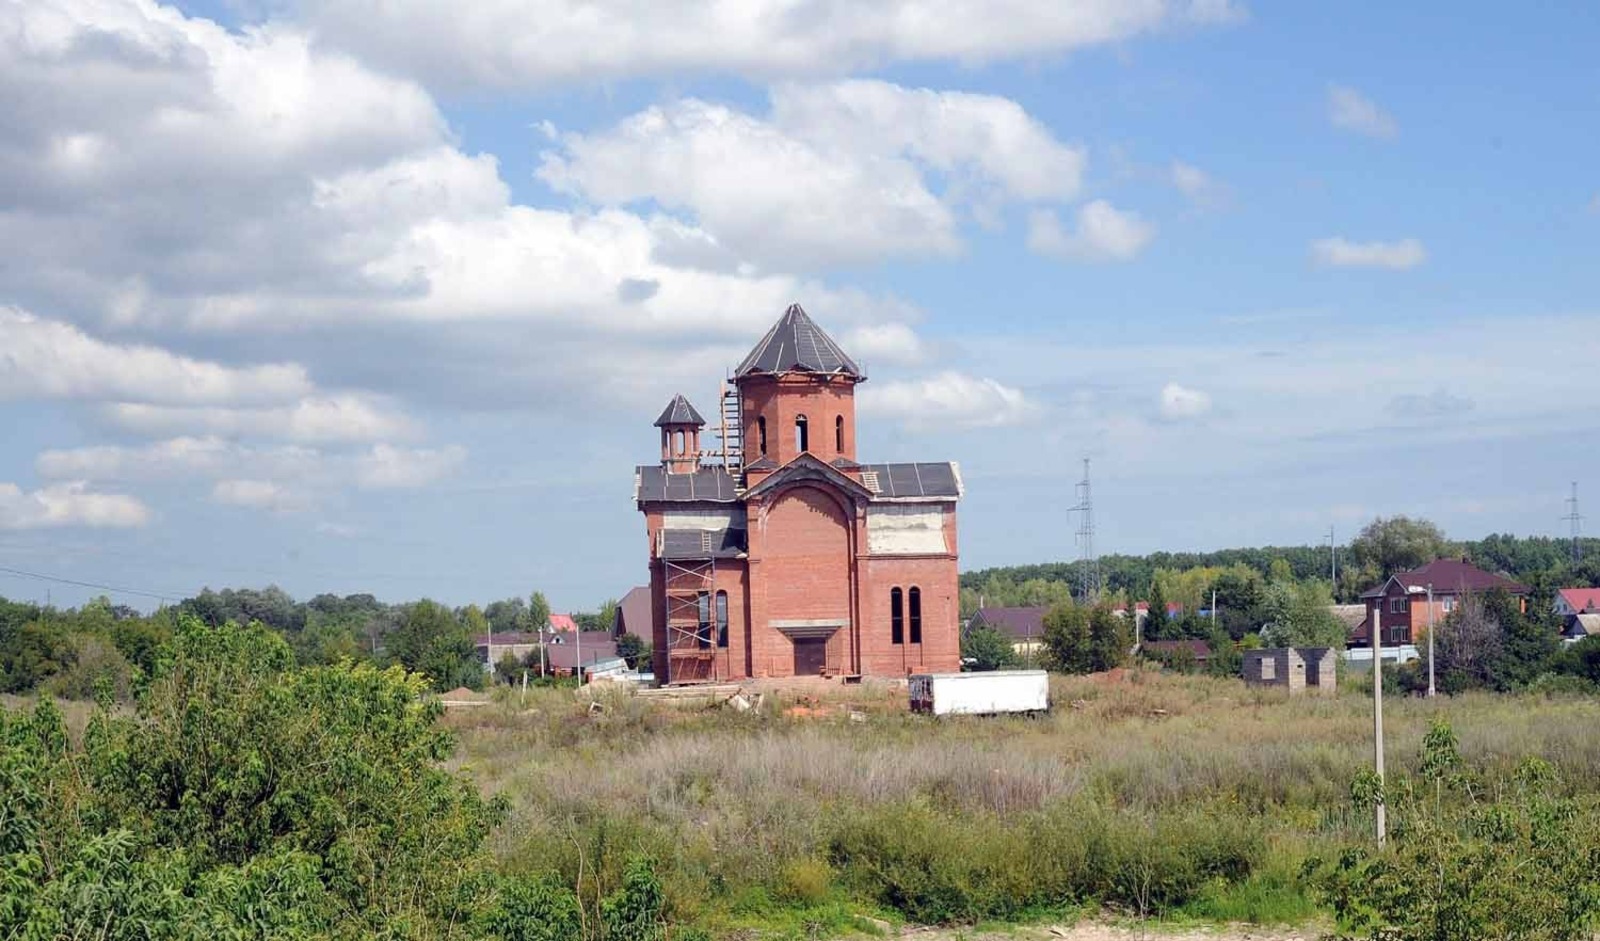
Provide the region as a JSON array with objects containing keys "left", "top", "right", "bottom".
[
  {"left": 1308, "top": 723, "right": 1600, "bottom": 941},
  {"left": 602, "top": 856, "right": 666, "bottom": 941},
  {"left": 827, "top": 800, "right": 1264, "bottom": 924},
  {"left": 529, "top": 591, "right": 553, "bottom": 633},
  {"left": 0, "top": 615, "right": 507, "bottom": 938},
  {"left": 1144, "top": 580, "right": 1170, "bottom": 640},
  {"left": 616, "top": 633, "right": 649, "bottom": 670},
  {"left": 960, "top": 625, "right": 1018, "bottom": 672},
  {"left": 1257, "top": 579, "right": 1346, "bottom": 649},
  {"left": 1042, "top": 603, "right": 1091, "bottom": 673},
  {"left": 1348, "top": 515, "right": 1452, "bottom": 581},
  {"left": 482, "top": 873, "right": 583, "bottom": 941},
  {"left": 1042, "top": 604, "right": 1125, "bottom": 673},
  {"left": 390, "top": 598, "right": 482, "bottom": 692}
]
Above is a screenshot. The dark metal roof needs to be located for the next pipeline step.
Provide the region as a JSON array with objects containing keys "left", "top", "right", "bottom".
[
  {"left": 859, "top": 462, "right": 962, "bottom": 499},
  {"left": 1359, "top": 559, "right": 1529, "bottom": 599},
  {"left": 636, "top": 465, "right": 740, "bottom": 503},
  {"left": 735, "top": 303, "right": 863, "bottom": 379},
  {"left": 660, "top": 528, "right": 747, "bottom": 560},
  {"left": 654, "top": 394, "right": 706, "bottom": 427},
  {"left": 970, "top": 606, "right": 1048, "bottom": 642}
]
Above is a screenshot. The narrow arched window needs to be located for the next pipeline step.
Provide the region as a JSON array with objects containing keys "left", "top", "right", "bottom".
[
  {"left": 757, "top": 416, "right": 768, "bottom": 456},
  {"left": 716, "top": 591, "right": 729, "bottom": 648},
  {"left": 696, "top": 592, "right": 711, "bottom": 649},
  {"left": 795, "top": 415, "right": 809, "bottom": 453},
  {"left": 891, "top": 588, "right": 904, "bottom": 645},
  {"left": 674, "top": 430, "right": 685, "bottom": 455},
  {"left": 909, "top": 587, "right": 922, "bottom": 644},
  {"left": 835, "top": 415, "right": 845, "bottom": 453}
]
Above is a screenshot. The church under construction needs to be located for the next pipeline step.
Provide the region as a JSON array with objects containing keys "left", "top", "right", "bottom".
[{"left": 635, "top": 303, "right": 963, "bottom": 683}]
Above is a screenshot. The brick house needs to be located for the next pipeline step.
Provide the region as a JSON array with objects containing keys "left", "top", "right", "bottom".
[
  {"left": 1352, "top": 558, "right": 1529, "bottom": 647},
  {"left": 636, "top": 304, "right": 963, "bottom": 683}
]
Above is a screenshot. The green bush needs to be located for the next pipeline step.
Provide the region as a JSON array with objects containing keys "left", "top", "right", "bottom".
[
  {"left": 827, "top": 799, "right": 1265, "bottom": 924},
  {"left": 482, "top": 873, "right": 583, "bottom": 941},
  {"left": 1307, "top": 722, "right": 1600, "bottom": 941}
]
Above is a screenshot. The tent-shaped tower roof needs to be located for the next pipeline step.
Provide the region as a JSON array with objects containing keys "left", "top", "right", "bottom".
[
  {"left": 735, "top": 303, "right": 863, "bottom": 379},
  {"left": 653, "top": 394, "right": 706, "bottom": 427}
]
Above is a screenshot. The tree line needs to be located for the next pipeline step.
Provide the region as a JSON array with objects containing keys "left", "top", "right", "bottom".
[
  {"left": 963, "top": 519, "right": 1600, "bottom": 613},
  {"left": 0, "top": 585, "right": 631, "bottom": 699}
]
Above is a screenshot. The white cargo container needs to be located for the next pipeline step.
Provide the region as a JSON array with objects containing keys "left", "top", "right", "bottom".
[{"left": 908, "top": 670, "right": 1049, "bottom": 716}]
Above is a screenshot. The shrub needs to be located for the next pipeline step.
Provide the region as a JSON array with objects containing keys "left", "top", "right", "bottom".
[
  {"left": 1307, "top": 721, "right": 1600, "bottom": 941},
  {"left": 603, "top": 856, "right": 666, "bottom": 941},
  {"left": 483, "top": 873, "right": 583, "bottom": 941}
]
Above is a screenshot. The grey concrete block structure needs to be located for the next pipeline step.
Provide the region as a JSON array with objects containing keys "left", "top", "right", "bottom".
[{"left": 1242, "top": 647, "right": 1337, "bottom": 694}]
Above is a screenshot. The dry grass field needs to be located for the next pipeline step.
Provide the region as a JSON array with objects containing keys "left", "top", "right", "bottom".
[{"left": 441, "top": 670, "right": 1600, "bottom": 937}]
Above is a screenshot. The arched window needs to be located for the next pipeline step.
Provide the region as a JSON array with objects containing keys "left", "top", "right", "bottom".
[
  {"left": 757, "top": 416, "right": 768, "bottom": 456},
  {"left": 795, "top": 415, "right": 809, "bottom": 453},
  {"left": 716, "top": 591, "right": 729, "bottom": 648},
  {"left": 891, "top": 587, "right": 904, "bottom": 645},
  {"left": 696, "top": 592, "right": 711, "bottom": 649},
  {"left": 909, "top": 587, "right": 922, "bottom": 644},
  {"left": 835, "top": 415, "right": 845, "bottom": 453},
  {"left": 674, "top": 430, "right": 685, "bottom": 456}
]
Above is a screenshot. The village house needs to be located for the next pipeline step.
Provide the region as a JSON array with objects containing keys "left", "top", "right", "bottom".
[
  {"left": 968, "top": 605, "right": 1048, "bottom": 657},
  {"left": 475, "top": 630, "right": 617, "bottom": 676},
  {"left": 1554, "top": 587, "right": 1600, "bottom": 642},
  {"left": 635, "top": 304, "right": 963, "bottom": 683},
  {"left": 1351, "top": 557, "right": 1530, "bottom": 647}
]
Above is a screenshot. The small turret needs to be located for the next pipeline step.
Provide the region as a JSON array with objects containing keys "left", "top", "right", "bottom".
[{"left": 655, "top": 394, "right": 706, "bottom": 474}]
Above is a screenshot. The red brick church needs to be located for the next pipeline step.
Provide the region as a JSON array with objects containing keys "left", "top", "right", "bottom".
[{"left": 635, "top": 304, "right": 963, "bottom": 682}]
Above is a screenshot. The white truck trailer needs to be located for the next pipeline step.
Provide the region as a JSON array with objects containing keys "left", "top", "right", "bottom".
[{"left": 908, "top": 670, "right": 1050, "bottom": 716}]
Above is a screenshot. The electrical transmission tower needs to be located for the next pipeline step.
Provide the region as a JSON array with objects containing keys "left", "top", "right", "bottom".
[
  {"left": 1564, "top": 482, "right": 1583, "bottom": 563},
  {"left": 1071, "top": 457, "right": 1100, "bottom": 603}
]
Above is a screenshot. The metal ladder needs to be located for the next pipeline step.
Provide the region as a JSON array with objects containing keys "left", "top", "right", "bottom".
[{"left": 718, "top": 382, "right": 743, "bottom": 472}]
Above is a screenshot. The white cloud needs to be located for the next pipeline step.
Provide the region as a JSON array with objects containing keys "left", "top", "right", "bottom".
[
  {"left": 0, "top": 307, "right": 310, "bottom": 405},
  {"left": 1169, "top": 160, "right": 1226, "bottom": 207},
  {"left": 0, "top": 481, "right": 150, "bottom": 530},
  {"left": 211, "top": 479, "right": 309, "bottom": 513},
  {"left": 1159, "top": 382, "right": 1212, "bottom": 421},
  {"left": 1310, "top": 237, "right": 1426, "bottom": 270},
  {"left": 101, "top": 395, "right": 417, "bottom": 443},
  {"left": 862, "top": 372, "right": 1037, "bottom": 430},
  {"left": 36, "top": 437, "right": 321, "bottom": 482},
  {"left": 355, "top": 444, "right": 467, "bottom": 489},
  {"left": 296, "top": 0, "right": 1245, "bottom": 90},
  {"left": 1027, "top": 201, "right": 1157, "bottom": 263},
  {"left": 537, "top": 81, "right": 1084, "bottom": 267},
  {"left": 841, "top": 323, "right": 928, "bottom": 367},
  {"left": 1327, "top": 85, "right": 1397, "bottom": 139}
]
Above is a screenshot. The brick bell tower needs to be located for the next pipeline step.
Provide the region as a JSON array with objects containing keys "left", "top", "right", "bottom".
[
  {"left": 654, "top": 393, "right": 706, "bottom": 475},
  {"left": 734, "top": 303, "right": 864, "bottom": 479}
]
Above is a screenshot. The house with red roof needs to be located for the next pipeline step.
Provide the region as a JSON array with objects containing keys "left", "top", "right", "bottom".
[
  {"left": 1554, "top": 587, "right": 1600, "bottom": 618},
  {"left": 1352, "top": 558, "right": 1529, "bottom": 647}
]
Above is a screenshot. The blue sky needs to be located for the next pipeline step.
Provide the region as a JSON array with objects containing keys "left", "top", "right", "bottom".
[{"left": 1, "top": 0, "right": 1595, "bottom": 612}]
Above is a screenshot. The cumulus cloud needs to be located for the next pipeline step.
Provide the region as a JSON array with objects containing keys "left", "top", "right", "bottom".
[
  {"left": 1169, "top": 160, "right": 1226, "bottom": 208},
  {"left": 39, "top": 437, "right": 468, "bottom": 513},
  {"left": 355, "top": 444, "right": 467, "bottom": 488},
  {"left": 841, "top": 323, "right": 928, "bottom": 367},
  {"left": 1027, "top": 201, "right": 1156, "bottom": 263},
  {"left": 100, "top": 396, "right": 417, "bottom": 443},
  {"left": 537, "top": 81, "right": 1084, "bottom": 267},
  {"left": 1310, "top": 237, "right": 1426, "bottom": 270},
  {"left": 862, "top": 372, "right": 1036, "bottom": 430},
  {"left": 1327, "top": 85, "right": 1397, "bottom": 139},
  {"left": 0, "top": 0, "right": 911, "bottom": 355},
  {"left": 0, "top": 481, "right": 150, "bottom": 530},
  {"left": 0, "top": 307, "right": 310, "bottom": 405},
  {"left": 211, "top": 479, "right": 309, "bottom": 513},
  {"left": 296, "top": 0, "right": 1245, "bottom": 90},
  {"left": 1158, "top": 382, "right": 1212, "bottom": 421}
]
